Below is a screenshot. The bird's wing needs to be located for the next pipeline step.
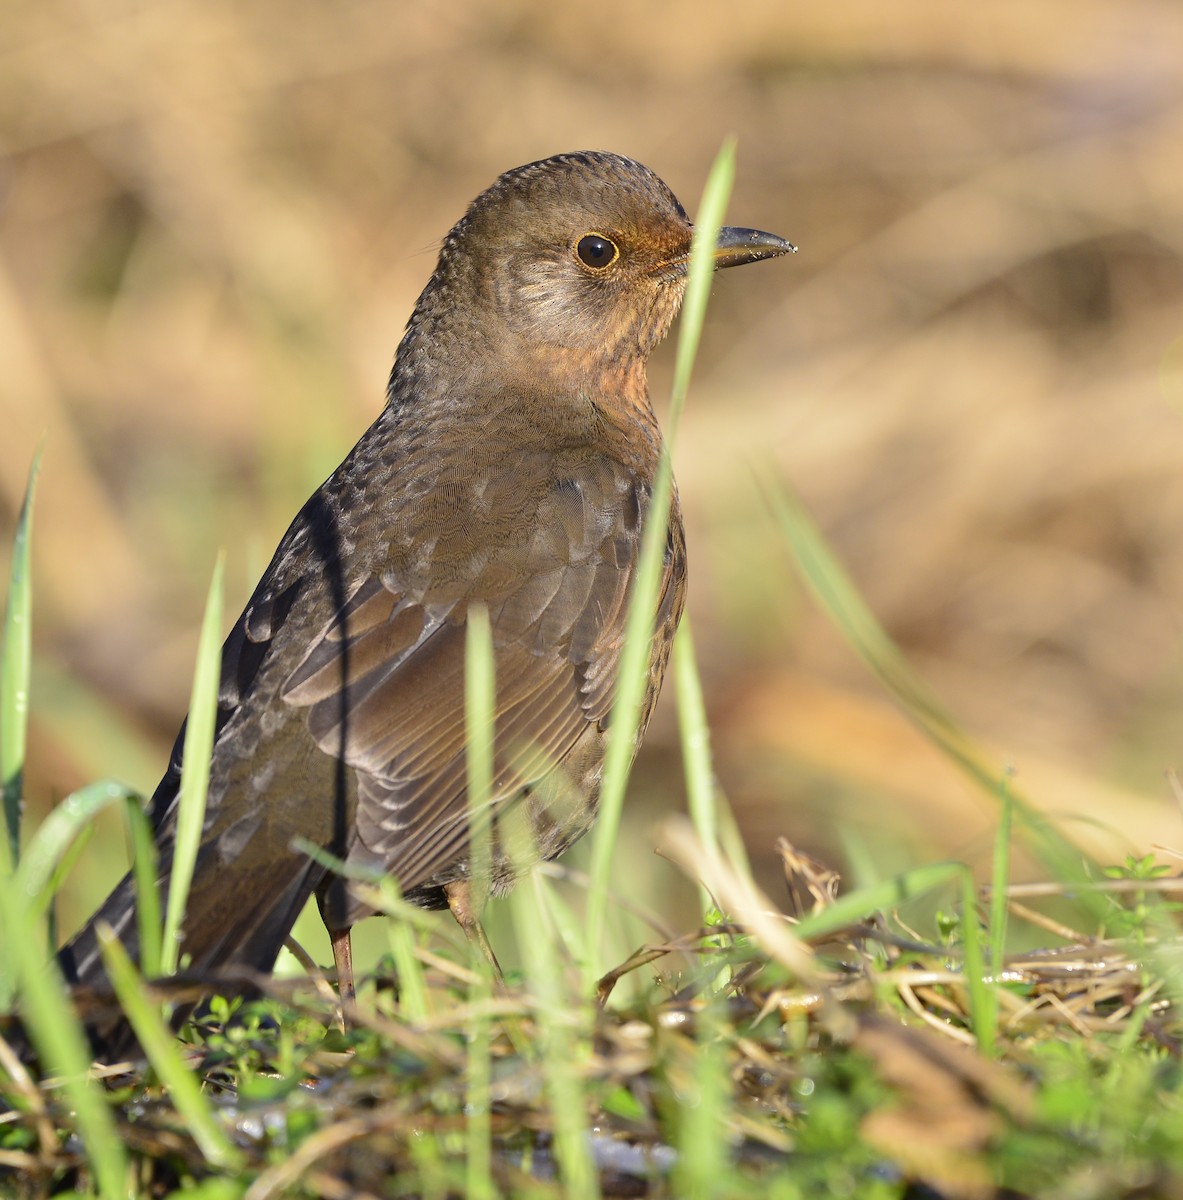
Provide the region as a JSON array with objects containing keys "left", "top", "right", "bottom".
[
  {"left": 279, "top": 451, "right": 683, "bottom": 895},
  {"left": 145, "top": 570, "right": 305, "bottom": 839}
]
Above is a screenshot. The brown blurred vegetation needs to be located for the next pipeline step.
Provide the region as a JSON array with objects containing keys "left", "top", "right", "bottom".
[{"left": 3, "top": 0, "right": 1183, "bottom": 935}]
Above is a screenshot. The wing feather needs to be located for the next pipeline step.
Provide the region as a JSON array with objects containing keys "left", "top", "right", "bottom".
[{"left": 281, "top": 452, "right": 685, "bottom": 899}]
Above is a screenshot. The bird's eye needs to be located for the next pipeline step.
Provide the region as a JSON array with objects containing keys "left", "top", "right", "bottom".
[{"left": 576, "top": 233, "right": 620, "bottom": 270}]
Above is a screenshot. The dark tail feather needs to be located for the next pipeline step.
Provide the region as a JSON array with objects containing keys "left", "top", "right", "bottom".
[
  {"left": 58, "top": 869, "right": 142, "bottom": 988},
  {"left": 56, "top": 851, "right": 324, "bottom": 1063}
]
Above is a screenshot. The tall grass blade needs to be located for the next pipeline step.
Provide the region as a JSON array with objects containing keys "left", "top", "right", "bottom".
[
  {"left": 463, "top": 980, "right": 494, "bottom": 1200},
  {"left": 960, "top": 868, "right": 995, "bottom": 1054},
  {"left": 673, "top": 997, "right": 729, "bottom": 1200},
  {"left": 674, "top": 616, "right": 754, "bottom": 902},
  {"left": 96, "top": 923, "right": 244, "bottom": 1170},
  {"left": 162, "top": 552, "right": 225, "bottom": 975},
  {"left": 381, "top": 875, "right": 432, "bottom": 1023},
  {"left": 464, "top": 602, "right": 495, "bottom": 926},
  {"left": 989, "top": 776, "right": 1013, "bottom": 984},
  {"left": 670, "top": 637, "right": 734, "bottom": 1200},
  {"left": 671, "top": 139, "right": 739, "bottom": 433},
  {"left": 509, "top": 842, "right": 599, "bottom": 1200},
  {"left": 674, "top": 619, "right": 718, "bottom": 881},
  {"left": 463, "top": 602, "right": 495, "bottom": 1200},
  {"left": 533, "top": 864, "right": 590, "bottom": 968},
  {"left": 762, "top": 474, "right": 1107, "bottom": 916},
  {"left": 714, "top": 798, "right": 754, "bottom": 889},
  {"left": 1, "top": 447, "right": 42, "bottom": 875},
  {"left": 407, "top": 1133, "right": 449, "bottom": 1200},
  {"left": 0, "top": 869, "right": 129, "bottom": 1198},
  {"left": 15, "top": 780, "right": 135, "bottom": 921},
  {"left": 125, "top": 792, "right": 163, "bottom": 980},
  {"left": 586, "top": 137, "right": 737, "bottom": 974}
]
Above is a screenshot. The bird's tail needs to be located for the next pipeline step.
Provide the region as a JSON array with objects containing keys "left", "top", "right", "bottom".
[
  {"left": 57, "top": 867, "right": 143, "bottom": 989},
  {"left": 57, "top": 843, "right": 324, "bottom": 1061}
]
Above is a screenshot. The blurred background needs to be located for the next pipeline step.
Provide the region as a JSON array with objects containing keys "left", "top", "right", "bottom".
[{"left": 3, "top": 0, "right": 1183, "bottom": 960}]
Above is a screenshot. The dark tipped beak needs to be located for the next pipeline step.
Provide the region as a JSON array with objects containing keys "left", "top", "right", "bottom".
[{"left": 713, "top": 226, "right": 797, "bottom": 269}]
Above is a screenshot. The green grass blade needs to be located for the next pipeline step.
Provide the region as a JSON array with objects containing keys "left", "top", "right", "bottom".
[
  {"left": 671, "top": 137, "right": 738, "bottom": 434},
  {"left": 791, "top": 860, "right": 966, "bottom": 942},
  {"left": 989, "top": 776, "right": 1013, "bottom": 984},
  {"left": 0, "top": 868, "right": 129, "bottom": 1198},
  {"left": 761, "top": 474, "right": 1107, "bottom": 917},
  {"left": 38, "top": 824, "right": 91, "bottom": 955},
  {"left": 532, "top": 863, "right": 590, "bottom": 968},
  {"left": 407, "top": 1133, "right": 449, "bottom": 1200},
  {"left": 960, "top": 867, "right": 995, "bottom": 1055},
  {"left": 464, "top": 602, "right": 495, "bottom": 921},
  {"left": 126, "top": 792, "right": 163, "bottom": 980},
  {"left": 673, "top": 615, "right": 760, "bottom": 911},
  {"left": 673, "top": 998, "right": 729, "bottom": 1200},
  {"left": 463, "top": 603, "right": 496, "bottom": 1200},
  {"left": 382, "top": 879, "right": 432, "bottom": 1023},
  {"left": 509, "top": 850, "right": 599, "bottom": 1200},
  {"left": 14, "top": 779, "right": 135, "bottom": 919},
  {"left": 672, "top": 616, "right": 755, "bottom": 894},
  {"left": 463, "top": 974, "right": 494, "bottom": 1200},
  {"left": 586, "top": 138, "right": 737, "bottom": 975},
  {"left": 96, "top": 923, "right": 245, "bottom": 1170},
  {"left": 162, "top": 552, "right": 225, "bottom": 976},
  {"left": 1, "top": 447, "right": 42, "bottom": 875},
  {"left": 675, "top": 618, "right": 717, "bottom": 867}
]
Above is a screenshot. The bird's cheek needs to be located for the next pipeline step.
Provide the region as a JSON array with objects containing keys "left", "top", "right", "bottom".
[
  {"left": 639, "top": 283, "right": 685, "bottom": 351},
  {"left": 489, "top": 256, "right": 604, "bottom": 350}
]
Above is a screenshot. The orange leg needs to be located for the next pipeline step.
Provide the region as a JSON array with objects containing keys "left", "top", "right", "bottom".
[{"left": 445, "top": 880, "right": 503, "bottom": 978}]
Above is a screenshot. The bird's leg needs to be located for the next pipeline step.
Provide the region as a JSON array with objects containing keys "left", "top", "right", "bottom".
[
  {"left": 445, "top": 879, "right": 503, "bottom": 979},
  {"left": 330, "top": 925, "right": 355, "bottom": 1012}
]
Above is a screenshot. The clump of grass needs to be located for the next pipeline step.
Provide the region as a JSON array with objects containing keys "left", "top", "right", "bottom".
[
  {"left": 0, "top": 451, "right": 235, "bottom": 1195},
  {"left": 0, "top": 454, "right": 129, "bottom": 1197}
]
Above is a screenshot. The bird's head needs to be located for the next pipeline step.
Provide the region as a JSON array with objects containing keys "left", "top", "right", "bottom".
[{"left": 403, "top": 152, "right": 794, "bottom": 371}]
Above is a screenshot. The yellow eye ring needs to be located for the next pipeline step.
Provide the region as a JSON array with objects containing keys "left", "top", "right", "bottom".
[{"left": 575, "top": 233, "right": 620, "bottom": 270}]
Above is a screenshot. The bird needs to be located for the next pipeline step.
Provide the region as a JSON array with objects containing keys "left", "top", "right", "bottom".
[{"left": 58, "top": 151, "right": 793, "bottom": 1038}]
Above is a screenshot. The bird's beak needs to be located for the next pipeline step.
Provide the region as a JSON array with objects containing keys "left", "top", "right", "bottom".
[
  {"left": 658, "top": 227, "right": 796, "bottom": 277},
  {"left": 712, "top": 226, "right": 797, "bottom": 269}
]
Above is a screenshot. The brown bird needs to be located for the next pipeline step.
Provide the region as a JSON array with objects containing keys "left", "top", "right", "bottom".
[{"left": 60, "top": 151, "right": 792, "bottom": 1023}]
